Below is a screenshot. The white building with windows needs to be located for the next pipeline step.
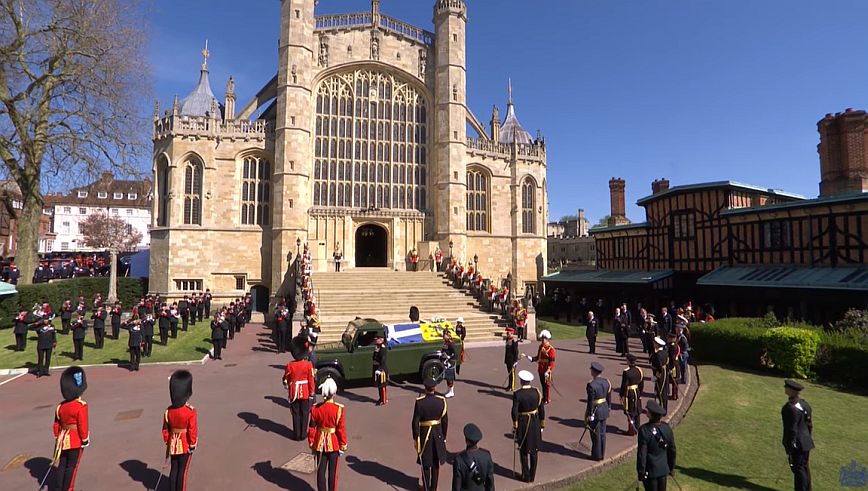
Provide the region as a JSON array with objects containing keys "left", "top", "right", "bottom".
[{"left": 45, "top": 172, "right": 153, "bottom": 252}]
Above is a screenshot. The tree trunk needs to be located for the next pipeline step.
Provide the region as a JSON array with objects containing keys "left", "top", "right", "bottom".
[{"left": 15, "top": 197, "right": 42, "bottom": 286}]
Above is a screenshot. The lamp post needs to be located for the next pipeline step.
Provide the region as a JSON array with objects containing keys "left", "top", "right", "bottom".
[
  {"left": 473, "top": 254, "right": 478, "bottom": 267},
  {"left": 448, "top": 240, "right": 453, "bottom": 260}
]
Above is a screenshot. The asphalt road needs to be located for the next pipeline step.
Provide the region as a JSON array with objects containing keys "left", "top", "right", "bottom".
[{"left": 0, "top": 324, "right": 693, "bottom": 490}]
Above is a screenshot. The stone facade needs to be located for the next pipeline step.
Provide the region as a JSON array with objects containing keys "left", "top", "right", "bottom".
[{"left": 150, "top": 0, "right": 547, "bottom": 301}]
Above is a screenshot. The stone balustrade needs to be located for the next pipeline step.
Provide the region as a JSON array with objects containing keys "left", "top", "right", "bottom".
[
  {"left": 466, "top": 137, "right": 546, "bottom": 162},
  {"left": 314, "top": 13, "right": 434, "bottom": 46},
  {"left": 153, "top": 115, "right": 270, "bottom": 141}
]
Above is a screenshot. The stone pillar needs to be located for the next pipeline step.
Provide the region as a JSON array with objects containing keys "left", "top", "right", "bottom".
[
  {"left": 525, "top": 303, "right": 537, "bottom": 341},
  {"left": 107, "top": 248, "right": 118, "bottom": 303}
]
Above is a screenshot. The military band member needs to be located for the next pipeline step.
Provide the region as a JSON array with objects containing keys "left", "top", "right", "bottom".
[
  {"left": 34, "top": 315, "right": 57, "bottom": 376},
  {"left": 275, "top": 304, "right": 290, "bottom": 353},
  {"left": 513, "top": 300, "right": 528, "bottom": 340},
  {"left": 204, "top": 289, "right": 212, "bottom": 318},
  {"left": 156, "top": 304, "right": 170, "bottom": 345},
  {"left": 188, "top": 294, "right": 198, "bottom": 326},
  {"left": 452, "top": 423, "right": 495, "bottom": 491},
  {"left": 412, "top": 377, "right": 448, "bottom": 491},
  {"left": 244, "top": 294, "right": 253, "bottom": 323},
  {"left": 227, "top": 302, "right": 237, "bottom": 340},
  {"left": 196, "top": 292, "right": 205, "bottom": 323},
  {"left": 60, "top": 299, "right": 73, "bottom": 335},
  {"left": 455, "top": 317, "right": 467, "bottom": 374},
  {"left": 637, "top": 400, "right": 676, "bottom": 491},
  {"left": 308, "top": 377, "right": 347, "bottom": 491},
  {"left": 110, "top": 301, "right": 122, "bottom": 339},
  {"left": 70, "top": 313, "right": 86, "bottom": 361},
  {"left": 121, "top": 316, "right": 143, "bottom": 371},
  {"left": 524, "top": 329, "right": 556, "bottom": 404},
  {"left": 169, "top": 302, "right": 179, "bottom": 339},
  {"left": 51, "top": 366, "right": 89, "bottom": 491},
  {"left": 651, "top": 337, "right": 669, "bottom": 411},
  {"left": 620, "top": 353, "right": 644, "bottom": 436},
  {"left": 586, "top": 310, "right": 599, "bottom": 354},
  {"left": 675, "top": 325, "right": 690, "bottom": 385},
  {"left": 221, "top": 307, "right": 231, "bottom": 347},
  {"left": 163, "top": 370, "right": 198, "bottom": 491},
  {"left": 585, "top": 361, "right": 611, "bottom": 461},
  {"left": 372, "top": 334, "right": 388, "bottom": 406},
  {"left": 88, "top": 305, "right": 105, "bottom": 349},
  {"left": 512, "top": 370, "right": 545, "bottom": 483},
  {"left": 178, "top": 296, "right": 190, "bottom": 332},
  {"left": 666, "top": 333, "right": 680, "bottom": 401},
  {"left": 209, "top": 313, "right": 224, "bottom": 360},
  {"left": 442, "top": 331, "right": 458, "bottom": 398},
  {"left": 283, "top": 336, "right": 315, "bottom": 441},
  {"left": 13, "top": 308, "right": 30, "bottom": 351},
  {"left": 504, "top": 329, "right": 520, "bottom": 391},
  {"left": 75, "top": 296, "right": 86, "bottom": 317},
  {"left": 782, "top": 379, "right": 814, "bottom": 491}
]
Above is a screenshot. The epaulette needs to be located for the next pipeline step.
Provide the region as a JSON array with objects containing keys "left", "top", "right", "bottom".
[
  {"left": 416, "top": 395, "right": 426, "bottom": 401},
  {"left": 623, "top": 367, "right": 630, "bottom": 372},
  {"left": 334, "top": 402, "right": 345, "bottom": 408},
  {"left": 186, "top": 403, "right": 195, "bottom": 410},
  {"left": 77, "top": 398, "right": 87, "bottom": 406}
]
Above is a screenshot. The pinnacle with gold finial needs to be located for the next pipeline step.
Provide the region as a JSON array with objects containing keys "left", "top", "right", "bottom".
[{"left": 201, "top": 40, "right": 210, "bottom": 71}]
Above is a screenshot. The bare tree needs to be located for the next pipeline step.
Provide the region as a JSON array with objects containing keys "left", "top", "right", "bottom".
[
  {"left": 0, "top": 0, "right": 150, "bottom": 283},
  {"left": 79, "top": 210, "right": 142, "bottom": 252}
]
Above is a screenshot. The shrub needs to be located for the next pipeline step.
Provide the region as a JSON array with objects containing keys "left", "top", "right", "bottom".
[
  {"left": 690, "top": 320, "right": 769, "bottom": 370},
  {"left": 760, "top": 327, "right": 821, "bottom": 378},
  {"left": 815, "top": 332, "right": 868, "bottom": 392},
  {"left": 0, "top": 277, "right": 145, "bottom": 327},
  {"left": 830, "top": 308, "right": 868, "bottom": 339}
]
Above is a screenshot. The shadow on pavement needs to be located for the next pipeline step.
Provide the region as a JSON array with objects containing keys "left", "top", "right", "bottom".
[
  {"left": 265, "top": 395, "right": 292, "bottom": 409},
  {"left": 340, "top": 390, "right": 378, "bottom": 405},
  {"left": 238, "top": 411, "right": 294, "bottom": 440},
  {"left": 252, "top": 460, "right": 315, "bottom": 491},
  {"left": 119, "top": 459, "right": 163, "bottom": 490},
  {"left": 676, "top": 466, "right": 781, "bottom": 491},
  {"left": 24, "top": 456, "right": 51, "bottom": 486},
  {"left": 344, "top": 454, "right": 419, "bottom": 490},
  {"left": 476, "top": 388, "right": 512, "bottom": 400}
]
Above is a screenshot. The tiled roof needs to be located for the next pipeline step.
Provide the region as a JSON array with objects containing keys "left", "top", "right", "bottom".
[
  {"left": 698, "top": 265, "right": 868, "bottom": 292},
  {"left": 45, "top": 172, "right": 152, "bottom": 208},
  {"left": 498, "top": 102, "right": 534, "bottom": 145}
]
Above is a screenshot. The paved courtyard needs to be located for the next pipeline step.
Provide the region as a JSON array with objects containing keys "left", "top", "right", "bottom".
[{"left": 0, "top": 324, "right": 693, "bottom": 490}]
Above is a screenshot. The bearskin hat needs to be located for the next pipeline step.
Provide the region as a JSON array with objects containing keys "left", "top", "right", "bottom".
[
  {"left": 169, "top": 370, "right": 193, "bottom": 408},
  {"left": 289, "top": 335, "right": 308, "bottom": 361},
  {"left": 60, "top": 366, "right": 87, "bottom": 401}
]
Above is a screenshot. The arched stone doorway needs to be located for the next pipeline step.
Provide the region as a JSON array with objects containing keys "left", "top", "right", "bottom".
[
  {"left": 250, "top": 285, "right": 269, "bottom": 312},
  {"left": 355, "top": 224, "right": 388, "bottom": 267}
]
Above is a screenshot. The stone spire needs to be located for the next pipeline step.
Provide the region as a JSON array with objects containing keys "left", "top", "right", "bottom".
[
  {"left": 179, "top": 41, "right": 222, "bottom": 118},
  {"left": 498, "top": 79, "right": 533, "bottom": 145},
  {"left": 490, "top": 104, "right": 500, "bottom": 142}
]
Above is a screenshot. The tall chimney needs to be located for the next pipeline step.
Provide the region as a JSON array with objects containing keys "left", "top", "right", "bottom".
[
  {"left": 607, "top": 178, "right": 630, "bottom": 226},
  {"left": 817, "top": 109, "right": 868, "bottom": 197},
  {"left": 652, "top": 178, "right": 670, "bottom": 194}
]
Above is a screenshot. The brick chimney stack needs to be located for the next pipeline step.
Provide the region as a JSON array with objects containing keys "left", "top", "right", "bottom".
[
  {"left": 607, "top": 178, "right": 630, "bottom": 227},
  {"left": 652, "top": 178, "right": 670, "bottom": 194},
  {"left": 817, "top": 108, "right": 868, "bottom": 197}
]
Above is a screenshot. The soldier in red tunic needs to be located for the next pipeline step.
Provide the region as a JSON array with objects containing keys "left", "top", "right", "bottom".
[
  {"left": 283, "top": 336, "right": 315, "bottom": 441},
  {"left": 309, "top": 377, "right": 347, "bottom": 491},
  {"left": 51, "top": 366, "right": 89, "bottom": 491},
  {"left": 163, "top": 370, "right": 198, "bottom": 491},
  {"left": 524, "top": 330, "right": 556, "bottom": 404}
]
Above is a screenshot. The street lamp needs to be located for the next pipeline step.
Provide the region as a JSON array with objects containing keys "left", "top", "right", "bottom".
[
  {"left": 448, "top": 240, "right": 453, "bottom": 259},
  {"left": 473, "top": 254, "right": 478, "bottom": 267}
]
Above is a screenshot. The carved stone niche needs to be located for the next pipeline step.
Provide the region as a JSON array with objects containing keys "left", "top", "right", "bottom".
[
  {"left": 418, "top": 48, "right": 427, "bottom": 78},
  {"left": 318, "top": 35, "right": 329, "bottom": 68},
  {"left": 370, "top": 31, "right": 381, "bottom": 61}
]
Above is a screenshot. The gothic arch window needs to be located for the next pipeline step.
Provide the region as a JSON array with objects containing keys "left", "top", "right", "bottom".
[
  {"left": 156, "top": 155, "right": 170, "bottom": 227},
  {"left": 314, "top": 69, "right": 428, "bottom": 210},
  {"left": 466, "top": 168, "right": 489, "bottom": 232},
  {"left": 522, "top": 178, "right": 536, "bottom": 234},
  {"left": 240, "top": 155, "right": 271, "bottom": 225},
  {"left": 183, "top": 157, "right": 203, "bottom": 225}
]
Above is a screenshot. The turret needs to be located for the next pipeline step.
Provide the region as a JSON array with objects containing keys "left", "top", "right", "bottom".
[
  {"left": 224, "top": 76, "right": 236, "bottom": 121},
  {"left": 490, "top": 105, "right": 500, "bottom": 142}
]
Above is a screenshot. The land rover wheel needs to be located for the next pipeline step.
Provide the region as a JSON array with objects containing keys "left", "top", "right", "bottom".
[
  {"left": 316, "top": 367, "right": 343, "bottom": 393},
  {"left": 420, "top": 359, "right": 445, "bottom": 382}
]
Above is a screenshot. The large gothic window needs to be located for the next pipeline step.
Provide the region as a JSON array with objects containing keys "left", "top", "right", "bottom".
[
  {"left": 522, "top": 178, "right": 535, "bottom": 234},
  {"left": 241, "top": 156, "right": 271, "bottom": 225},
  {"left": 156, "top": 155, "right": 170, "bottom": 227},
  {"left": 183, "top": 158, "right": 203, "bottom": 225},
  {"left": 466, "top": 168, "right": 488, "bottom": 232},
  {"left": 313, "top": 69, "right": 428, "bottom": 210}
]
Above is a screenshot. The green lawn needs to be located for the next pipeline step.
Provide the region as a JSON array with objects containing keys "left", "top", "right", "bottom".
[
  {"left": 537, "top": 317, "right": 612, "bottom": 341},
  {"left": 0, "top": 321, "right": 214, "bottom": 370},
  {"left": 566, "top": 364, "right": 868, "bottom": 490}
]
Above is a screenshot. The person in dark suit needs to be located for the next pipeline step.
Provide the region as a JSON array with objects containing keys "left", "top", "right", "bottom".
[
  {"left": 141, "top": 314, "right": 155, "bottom": 357},
  {"left": 613, "top": 307, "right": 624, "bottom": 355},
  {"left": 637, "top": 400, "right": 676, "bottom": 491},
  {"left": 70, "top": 313, "right": 87, "bottom": 361},
  {"left": 452, "top": 423, "right": 494, "bottom": 491},
  {"left": 33, "top": 316, "right": 56, "bottom": 376},
  {"left": 512, "top": 370, "right": 545, "bottom": 483},
  {"left": 121, "top": 316, "right": 143, "bottom": 371},
  {"left": 110, "top": 301, "right": 122, "bottom": 339},
  {"left": 412, "top": 377, "right": 448, "bottom": 491},
  {"left": 585, "top": 361, "right": 611, "bottom": 461},
  {"left": 586, "top": 310, "right": 599, "bottom": 354},
  {"left": 659, "top": 307, "right": 672, "bottom": 338},
  {"left": 782, "top": 379, "right": 814, "bottom": 491},
  {"left": 504, "top": 329, "right": 520, "bottom": 391},
  {"left": 210, "top": 313, "right": 224, "bottom": 360},
  {"left": 178, "top": 296, "right": 189, "bottom": 331}
]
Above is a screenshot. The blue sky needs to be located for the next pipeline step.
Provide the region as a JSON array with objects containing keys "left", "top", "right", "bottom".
[{"left": 151, "top": 0, "right": 868, "bottom": 225}]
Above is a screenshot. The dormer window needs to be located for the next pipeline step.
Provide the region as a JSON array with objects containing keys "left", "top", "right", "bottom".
[
  {"left": 97, "top": 192, "right": 108, "bottom": 199},
  {"left": 127, "top": 193, "right": 138, "bottom": 200},
  {"left": 77, "top": 191, "right": 87, "bottom": 198},
  {"left": 113, "top": 192, "right": 123, "bottom": 199}
]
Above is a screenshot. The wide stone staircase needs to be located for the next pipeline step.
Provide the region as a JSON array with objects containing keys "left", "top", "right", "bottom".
[{"left": 310, "top": 269, "right": 507, "bottom": 343}]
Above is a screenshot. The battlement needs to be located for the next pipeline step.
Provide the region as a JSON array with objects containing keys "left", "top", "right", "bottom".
[
  {"left": 434, "top": 0, "right": 467, "bottom": 17},
  {"left": 153, "top": 114, "right": 271, "bottom": 142},
  {"left": 315, "top": 12, "right": 434, "bottom": 46},
  {"left": 466, "top": 137, "right": 546, "bottom": 163}
]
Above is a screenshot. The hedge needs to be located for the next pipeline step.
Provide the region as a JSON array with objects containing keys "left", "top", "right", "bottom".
[
  {"left": 760, "top": 327, "right": 821, "bottom": 378},
  {"left": 815, "top": 333, "right": 868, "bottom": 392},
  {"left": 0, "top": 277, "right": 145, "bottom": 328},
  {"left": 690, "top": 318, "right": 768, "bottom": 370}
]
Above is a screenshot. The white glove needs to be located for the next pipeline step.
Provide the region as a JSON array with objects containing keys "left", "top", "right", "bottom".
[
  {"left": 374, "top": 370, "right": 381, "bottom": 377},
  {"left": 525, "top": 354, "right": 532, "bottom": 361}
]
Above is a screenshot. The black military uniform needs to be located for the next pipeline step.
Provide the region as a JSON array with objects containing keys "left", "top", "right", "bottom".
[
  {"left": 158, "top": 306, "right": 171, "bottom": 345},
  {"left": 504, "top": 332, "right": 520, "bottom": 391},
  {"left": 512, "top": 372, "right": 545, "bottom": 482},
  {"left": 619, "top": 310, "right": 631, "bottom": 356},
  {"left": 412, "top": 378, "right": 448, "bottom": 491},
  {"left": 586, "top": 314, "right": 598, "bottom": 354},
  {"left": 188, "top": 295, "right": 198, "bottom": 326},
  {"left": 141, "top": 315, "right": 155, "bottom": 357},
  {"left": 650, "top": 338, "right": 669, "bottom": 411},
  {"left": 60, "top": 302, "right": 72, "bottom": 335},
  {"left": 676, "top": 328, "right": 690, "bottom": 384},
  {"left": 196, "top": 294, "right": 205, "bottom": 323},
  {"left": 204, "top": 290, "right": 212, "bottom": 318},
  {"left": 452, "top": 423, "right": 495, "bottom": 491},
  {"left": 210, "top": 316, "right": 224, "bottom": 359},
  {"left": 33, "top": 318, "right": 56, "bottom": 376},
  {"left": 221, "top": 309, "right": 231, "bottom": 347},
  {"left": 637, "top": 400, "right": 676, "bottom": 491},
  {"left": 178, "top": 297, "right": 190, "bottom": 331},
  {"left": 13, "top": 310, "right": 30, "bottom": 351},
  {"left": 372, "top": 335, "right": 388, "bottom": 405},
  {"left": 170, "top": 304, "right": 179, "bottom": 338},
  {"left": 110, "top": 303, "right": 122, "bottom": 339},
  {"left": 227, "top": 303, "right": 237, "bottom": 340},
  {"left": 620, "top": 353, "right": 645, "bottom": 435},
  {"left": 71, "top": 315, "right": 87, "bottom": 361},
  {"left": 782, "top": 379, "right": 814, "bottom": 491},
  {"left": 91, "top": 308, "right": 106, "bottom": 349},
  {"left": 455, "top": 321, "right": 467, "bottom": 375},
  {"left": 122, "top": 319, "right": 143, "bottom": 371},
  {"left": 275, "top": 306, "right": 289, "bottom": 353},
  {"left": 666, "top": 335, "right": 680, "bottom": 401},
  {"left": 585, "top": 362, "right": 611, "bottom": 461}
]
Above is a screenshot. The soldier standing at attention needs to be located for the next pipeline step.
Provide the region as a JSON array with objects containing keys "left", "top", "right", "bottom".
[
  {"left": 169, "top": 302, "right": 180, "bottom": 339},
  {"left": 204, "top": 289, "right": 212, "bottom": 318},
  {"left": 586, "top": 310, "right": 599, "bottom": 354},
  {"left": 209, "top": 313, "right": 224, "bottom": 360},
  {"left": 33, "top": 315, "right": 56, "bottom": 376},
  {"left": 283, "top": 336, "right": 315, "bottom": 440},
  {"left": 189, "top": 293, "right": 198, "bottom": 327},
  {"left": 442, "top": 330, "right": 458, "bottom": 398},
  {"left": 452, "top": 423, "right": 495, "bottom": 491},
  {"left": 503, "top": 329, "right": 519, "bottom": 391},
  {"left": 178, "top": 295, "right": 190, "bottom": 332},
  {"left": 91, "top": 305, "right": 106, "bottom": 349},
  {"left": 333, "top": 242, "right": 343, "bottom": 272},
  {"left": 637, "top": 400, "right": 676, "bottom": 491},
  {"left": 275, "top": 304, "right": 290, "bottom": 353},
  {"left": 412, "top": 377, "right": 448, "bottom": 491},
  {"left": 666, "top": 333, "right": 680, "bottom": 401},
  {"left": 158, "top": 304, "right": 171, "bottom": 345},
  {"left": 524, "top": 329, "right": 555, "bottom": 404},
  {"left": 51, "top": 366, "right": 90, "bottom": 491},
  {"left": 309, "top": 377, "right": 347, "bottom": 491},
  {"left": 511, "top": 370, "right": 545, "bottom": 483},
  {"left": 613, "top": 307, "right": 624, "bottom": 355},
  {"left": 620, "top": 353, "right": 644, "bottom": 436},
  {"left": 13, "top": 307, "right": 30, "bottom": 351},
  {"left": 585, "top": 361, "right": 611, "bottom": 461},
  {"left": 196, "top": 291, "right": 205, "bottom": 323},
  {"left": 163, "top": 370, "right": 198, "bottom": 491},
  {"left": 60, "top": 299, "right": 73, "bottom": 335},
  {"left": 110, "top": 301, "right": 122, "bottom": 339},
  {"left": 142, "top": 314, "right": 155, "bottom": 357},
  {"left": 651, "top": 337, "right": 669, "bottom": 411},
  {"left": 455, "top": 317, "right": 467, "bottom": 374},
  {"left": 121, "top": 316, "right": 143, "bottom": 371},
  {"left": 782, "top": 379, "right": 814, "bottom": 491},
  {"left": 70, "top": 313, "right": 86, "bottom": 362},
  {"left": 372, "top": 334, "right": 388, "bottom": 406}
]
